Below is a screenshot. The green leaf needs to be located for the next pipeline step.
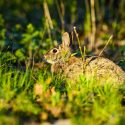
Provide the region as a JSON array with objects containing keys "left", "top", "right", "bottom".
[
  {"left": 15, "top": 49, "right": 26, "bottom": 61},
  {"left": 26, "top": 23, "right": 34, "bottom": 33}
]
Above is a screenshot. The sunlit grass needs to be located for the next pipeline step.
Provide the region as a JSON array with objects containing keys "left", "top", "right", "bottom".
[{"left": 0, "top": 52, "right": 125, "bottom": 125}]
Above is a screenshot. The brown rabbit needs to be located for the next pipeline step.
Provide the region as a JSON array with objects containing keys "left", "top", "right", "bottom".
[{"left": 43, "top": 32, "right": 125, "bottom": 85}]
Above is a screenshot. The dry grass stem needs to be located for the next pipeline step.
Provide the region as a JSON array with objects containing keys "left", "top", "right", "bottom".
[
  {"left": 55, "top": 0, "right": 65, "bottom": 30},
  {"left": 73, "top": 27, "right": 84, "bottom": 60},
  {"left": 99, "top": 35, "right": 113, "bottom": 56},
  {"left": 90, "top": 0, "right": 96, "bottom": 50},
  {"left": 43, "top": 0, "right": 53, "bottom": 29}
]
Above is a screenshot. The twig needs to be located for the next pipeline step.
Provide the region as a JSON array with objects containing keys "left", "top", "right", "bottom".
[{"left": 99, "top": 35, "right": 113, "bottom": 56}]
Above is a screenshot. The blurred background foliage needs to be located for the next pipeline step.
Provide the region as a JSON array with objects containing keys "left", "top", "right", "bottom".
[
  {"left": 0, "top": 1, "right": 125, "bottom": 124},
  {"left": 0, "top": 0, "right": 125, "bottom": 64}
]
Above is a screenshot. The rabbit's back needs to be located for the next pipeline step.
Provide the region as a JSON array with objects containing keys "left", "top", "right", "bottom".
[{"left": 84, "top": 56, "right": 125, "bottom": 84}]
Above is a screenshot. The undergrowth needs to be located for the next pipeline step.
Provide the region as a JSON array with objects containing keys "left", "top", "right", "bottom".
[{"left": 0, "top": 52, "right": 125, "bottom": 125}]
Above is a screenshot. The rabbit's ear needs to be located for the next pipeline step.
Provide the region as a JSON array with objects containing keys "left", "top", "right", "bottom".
[{"left": 62, "top": 32, "right": 70, "bottom": 47}]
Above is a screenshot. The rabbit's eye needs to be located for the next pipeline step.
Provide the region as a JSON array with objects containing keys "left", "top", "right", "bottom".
[{"left": 52, "top": 48, "right": 58, "bottom": 53}]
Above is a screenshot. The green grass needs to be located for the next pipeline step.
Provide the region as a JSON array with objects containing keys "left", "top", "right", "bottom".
[{"left": 0, "top": 52, "right": 125, "bottom": 125}]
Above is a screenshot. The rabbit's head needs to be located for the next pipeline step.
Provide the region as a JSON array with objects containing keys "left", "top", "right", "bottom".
[{"left": 43, "top": 32, "right": 71, "bottom": 64}]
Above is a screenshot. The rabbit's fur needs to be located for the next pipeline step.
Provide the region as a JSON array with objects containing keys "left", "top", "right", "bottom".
[{"left": 43, "top": 32, "right": 125, "bottom": 84}]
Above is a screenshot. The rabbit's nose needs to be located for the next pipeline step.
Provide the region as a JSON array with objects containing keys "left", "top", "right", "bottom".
[{"left": 43, "top": 55, "right": 46, "bottom": 58}]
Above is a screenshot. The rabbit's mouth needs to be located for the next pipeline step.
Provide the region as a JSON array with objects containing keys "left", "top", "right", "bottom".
[
  {"left": 42, "top": 56, "right": 56, "bottom": 64},
  {"left": 44, "top": 59, "right": 55, "bottom": 64}
]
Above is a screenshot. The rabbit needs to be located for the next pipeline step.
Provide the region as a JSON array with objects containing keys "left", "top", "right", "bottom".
[{"left": 43, "top": 32, "right": 125, "bottom": 85}]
